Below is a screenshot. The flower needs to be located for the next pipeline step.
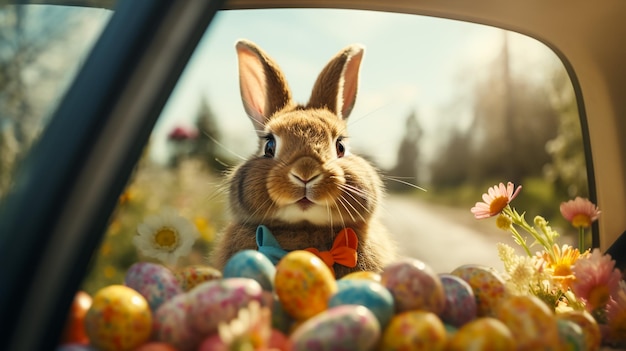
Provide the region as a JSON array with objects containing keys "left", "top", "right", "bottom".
[
  {"left": 133, "top": 208, "right": 199, "bottom": 266},
  {"left": 536, "top": 244, "right": 583, "bottom": 291},
  {"left": 217, "top": 300, "right": 272, "bottom": 350},
  {"left": 497, "top": 243, "right": 545, "bottom": 295},
  {"left": 560, "top": 197, "right": 601, "bottom": 228},
  {"left": 571, "top": 249, "right": 622, "bottom": 312},
  {"left": 471, "top": 182, "right": 522, "bottom": 219},
  {"left": 605, "top": 282, "right": 626, "bottom": 346}
]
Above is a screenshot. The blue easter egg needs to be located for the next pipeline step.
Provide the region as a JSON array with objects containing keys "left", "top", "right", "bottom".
[
  {"left": 329, "top": 279, "right": 394, "bottom": 328},
  {"left": 223, "top": 250, "right": 276, "bottom": 291}
]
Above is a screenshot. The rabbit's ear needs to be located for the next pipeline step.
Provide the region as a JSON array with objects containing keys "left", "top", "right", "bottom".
[
  {"left": 236, "top": 40, "right": 293, "bottom": 131},
  {"left": 307, "top": 44, "right": 364, "bottom": 120}
]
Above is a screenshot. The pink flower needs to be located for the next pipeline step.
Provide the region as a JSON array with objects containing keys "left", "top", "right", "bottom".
[
  {"left": 606, "top": 282, "right": 626, "bottom": 346},
  {"left": 168, "top": 126, "right": 199, "bottom": 141},
  {"left": 560, "top": 197, "right": 601, "bottom": 228},
  {"left": 471, "top": 182, "right": 522, "bottom": 219},
  {"left": 571, "top": 249, "right": 622, "bottom": 311}
]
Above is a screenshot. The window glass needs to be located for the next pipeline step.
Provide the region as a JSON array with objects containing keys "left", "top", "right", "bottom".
[
  {"left": 82, "top": 9, "right": 587, "bottom": 291},
  {"left": 0, "top": 4, "right": 111, "bottom": 199}
]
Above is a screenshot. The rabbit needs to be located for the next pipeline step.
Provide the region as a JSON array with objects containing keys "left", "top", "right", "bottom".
[{"left": 210, "top": 39, "right": 397, "bottom": 278}]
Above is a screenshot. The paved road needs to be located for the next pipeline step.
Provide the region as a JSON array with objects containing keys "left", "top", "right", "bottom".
[{"left": 380, "top": 195, "right": 516, "bottom": 274}]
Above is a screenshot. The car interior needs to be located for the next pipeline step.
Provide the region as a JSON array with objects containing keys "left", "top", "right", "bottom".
[{"left": 0, "top": 0, "right": 625, "bottom": 350}]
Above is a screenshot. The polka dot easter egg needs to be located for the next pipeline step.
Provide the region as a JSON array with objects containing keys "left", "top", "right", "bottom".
[
  {"left": 439, "top": 273, "right": 477, "bottom": 327},
  {"left": 84, "top": 285, "right": 152, "bottom": 351},
  {"left": 446, "top": 317, "right": 516, "bottom": 351},
  {"left": 381, "top": 258, "right": 445, "bottom": 314},
  {"left": 275, "top": 250, "right": 338, "bottom": 321},
  {"left": 290, "top": 305, "right": 380, "bottom": 351},
  {"left": 381, "top": 310, "right": 447, "bottom": 351},
  {"left": 152, "top": 293, "right": 202, "bottom": 351},
  {"left": 174, "top": 265, "right": 222, "bottom": 291},
  {"left": 124, "top": 262, "right": 182, "bottom": 311},
  {"left": 450, "top": 264, "right": 508, "bottom": 317}
]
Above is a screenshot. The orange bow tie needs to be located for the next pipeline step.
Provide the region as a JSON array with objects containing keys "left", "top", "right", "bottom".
[{"left": 305, "top": 228, "right": 359, "bottom": 275}]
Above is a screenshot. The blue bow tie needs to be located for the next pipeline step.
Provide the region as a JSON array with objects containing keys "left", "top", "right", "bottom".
[{"left": 256, "top": 225, "right": 289, "bottom": 265}]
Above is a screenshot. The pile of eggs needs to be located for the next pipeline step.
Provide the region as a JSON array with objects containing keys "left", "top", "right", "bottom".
[{"left": 58, "top": 250, "right": 602, "bottom": 351}]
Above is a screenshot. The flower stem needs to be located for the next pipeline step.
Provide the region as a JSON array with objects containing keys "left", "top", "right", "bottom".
[{"left": 578, "top": 226, "right": 585, "bottom": 252}]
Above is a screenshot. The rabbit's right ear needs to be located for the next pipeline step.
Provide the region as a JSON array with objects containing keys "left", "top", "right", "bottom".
[{"left": 236, "top": 40, "right": 293, "bottom": 132}]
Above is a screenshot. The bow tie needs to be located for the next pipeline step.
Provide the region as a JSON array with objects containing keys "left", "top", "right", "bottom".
[{"left": 256, "top": 225, "right": 359, "bottom": 275}]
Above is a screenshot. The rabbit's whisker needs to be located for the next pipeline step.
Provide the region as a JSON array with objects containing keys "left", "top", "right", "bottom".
[
  {"left": 339, "top": 186, "right": 371, "bottom": 216},
  {"left": 382, "top": 175, "right": 428, "bottom": 192},
  {"left": 331, "top": 198, "right": 347, "bottom": 229}
]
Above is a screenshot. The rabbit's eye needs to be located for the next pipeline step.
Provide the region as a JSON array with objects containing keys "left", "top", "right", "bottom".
[
  {"left": 336, "top": 138, "right": 345, "bottom": 158},
  {"left": 264, "top": 136, "right": 276, "bottom": 158}
]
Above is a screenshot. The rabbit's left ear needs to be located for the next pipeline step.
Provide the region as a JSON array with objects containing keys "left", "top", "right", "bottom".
[{"left": 307, "top": 44, "right": 364, "bottom": 120}]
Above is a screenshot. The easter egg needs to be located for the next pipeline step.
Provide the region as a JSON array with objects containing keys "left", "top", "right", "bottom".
[
  {"left": 380, "top": 310, "right": 447, "bottom": 351},
  {"left": 124, "top": 262, "right": 182, "bottom": 310},
  {"left": 60, "top": 291, "right": 92, "bottom": 345},
  {"left": 341, "top": 271, "right": 382, "bottom": 283},
  {"left": 446, "top": 317, "right": 516, "bottom": 351},
  {"left": 557, "top": 318, "right": 587, "bottom": 351},
  {"left": 495, "top": 295, "right": 560, "bottom": 350},
  {"left": 450, "top": 264, "right": 507, "bottom": 317},
  {"left": 223, "top": 249, "right": 276, "bottom": 291},
  {"left": 439, "top": 274, "right": 477, "bottom": 327},
  {"left": 153, "top": 292, "right": 202, "bottom": 351},
  {"left": 381, "top": 258, "right": 445, "bottom": 314},
  {"left": 187, "top": 278, "right": 264, "bottom": 335},
  {"left": 174, "top": 265, "right": 222, "bottom": 291},
  {"left": 270, "top": 294, "right": 294, "bottom": 334},
  {"left": 328, "top": 279, "right": 395, "bottom": 328},
  {"left": 290, "top": 305, "right": 380, "bottom": 351},
  {"left": 556, "top": 310, "right": 601, "bottom": 351},
  {"left": 275, "top": 250, "right": 337, "bottom": 320},
  {"left": 134, "top": 342, "right": 178, "bottom": 351},
  {"left": 84, "top": 285, "right": 152, "bottom": 351},
  {"left": 56, "top": 345, "right": 95, "bottom": 351}
]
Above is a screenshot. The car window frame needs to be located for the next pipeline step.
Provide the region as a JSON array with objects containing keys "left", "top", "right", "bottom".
[{"left": 0, "top": 1, "right": 225, "bottom": 349}]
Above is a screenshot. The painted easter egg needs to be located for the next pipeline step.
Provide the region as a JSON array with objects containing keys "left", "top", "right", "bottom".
[
  {"left": 446, "top": 317, "right": 516, "bottom": 351},
  {"left": 381, "top": 258, "right": 445, "bottom": 314},
  {"left": 439, "top": 274, "right": 477, "bottom": 327},
  {"left": 223, "top": 249, "right": 276, "bottom": 291},
  {"left": 84, "top": 285, "right": 152, "bottom": 351},
  {"left": 153, "top": 292, "right": 202, "bottom": 351},
  {"left": 290, "top": 305, "right": 380, "bottom": 351},
  {"left": 557, "top": 318, "right": 587, "bottom": 351},
  {"left": 56, "top": 345, "right": 95, "bottom": 351},
  {"left": 133, "top": 342, "right": 178, "bottom": 351},
  {"left": 328, "top": 279, "right": 394, "bottom": 328},
  {"left": 495, "top": 295, "right": 560, "bottom": 350},
  {"left": 124, "top": 262, "right": 182, "bottom": 311},
  {"left": 341, "top": 270, "right": 382, "bottom": 283},
  {"left": 450, "top": 264, "right": 507, "bottom": 317},
  {"left": 274, "top": 250, "right": 338, "bottom": 321},
  {"left": 556, "top": 310, "right": 602, "bottom": 351},
  {"left": 380, "top": 310, "right": 447, "bottom": 351},
  {"left": 187, "top": 278, "right": 264, "bottom": 335},
  {"left": 174, "top": 265, "right": 222, "bottom": 291},
  {"left": 60, "top": 291, "right": 92, "bottom": 345},
  {"left": 269, "top": 294, "right": 294, "bottom": 334}
]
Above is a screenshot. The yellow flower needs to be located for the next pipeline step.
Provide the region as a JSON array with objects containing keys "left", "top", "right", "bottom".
[{"left": 538, "top": 244, "right": 582, "bottom": 290}]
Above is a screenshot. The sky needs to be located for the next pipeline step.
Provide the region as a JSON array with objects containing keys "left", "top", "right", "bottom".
[{"left": 152, "top": 8, "right": 563, "bottom": 170}]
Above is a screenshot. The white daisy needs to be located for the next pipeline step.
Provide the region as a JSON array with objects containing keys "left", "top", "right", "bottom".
[{"left": 133, "top": 207, "right": 199, "bottom": 266}]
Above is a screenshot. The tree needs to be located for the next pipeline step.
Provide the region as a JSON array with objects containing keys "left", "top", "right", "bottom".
[
  {"left": 189, "top": 97, "right": 231, "bottom": 173},
  {"left": 387, "top": 110, "right": 422, "bottom": 192}
]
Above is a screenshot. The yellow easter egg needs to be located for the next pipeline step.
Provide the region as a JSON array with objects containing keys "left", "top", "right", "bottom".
[
  {"left": 85, "top": 285, "right": 152, "bottom": 351},
  {"left": 557, "top": 310, "right": 602, "bottom": 351},
  {"left": 446, "top": 317, "right": 516, "bottom": 351},
  {"left": 275, "top": 250, "right": 337, "bottom": 320},
  {"left": 495, "top": 295, "right": 560, "bottom": 350},
  {"left": 381, "top": 310, "right": 447, "bottom": 351},
  {"left": 341, "top": 271, "right": 382, "bottom": 283}
]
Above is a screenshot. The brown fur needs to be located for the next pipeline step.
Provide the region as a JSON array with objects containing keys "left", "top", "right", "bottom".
[{"left": 210, "top": 39, "right": 397, "bottom": 277}]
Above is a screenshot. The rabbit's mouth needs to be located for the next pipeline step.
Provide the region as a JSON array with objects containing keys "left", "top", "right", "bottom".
[{"left": 296, "top": 197, "right": 314, "bottom": 210}]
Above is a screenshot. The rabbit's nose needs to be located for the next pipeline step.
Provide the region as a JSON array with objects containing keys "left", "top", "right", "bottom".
[{"left": 290, "top": 157, "right": 322, "bottom": 186}]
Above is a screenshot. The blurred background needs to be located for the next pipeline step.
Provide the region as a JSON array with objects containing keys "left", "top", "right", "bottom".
[{"left": 0, "top": 4, "right": 587, "bottom": 293}]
